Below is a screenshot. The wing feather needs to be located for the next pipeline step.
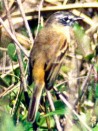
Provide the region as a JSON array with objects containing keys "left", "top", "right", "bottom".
[{"left": 45, "top": 40, "right": 68, "bottom": 90}]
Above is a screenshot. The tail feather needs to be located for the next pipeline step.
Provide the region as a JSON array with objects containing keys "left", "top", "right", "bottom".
[
  {"left": 27, "top": 84, "right": 44, "bottom": 123},
  {"left": 27, "top": 59, "right": 34, "bottom": 85}
]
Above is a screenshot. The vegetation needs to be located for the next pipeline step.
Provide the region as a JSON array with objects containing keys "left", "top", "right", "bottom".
[{"left": 0, "top": 0, "right": 98, "bottom": 130}]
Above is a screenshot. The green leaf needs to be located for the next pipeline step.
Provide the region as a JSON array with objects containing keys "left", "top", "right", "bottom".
[
  {"left": 42, "top": 100, "right": 67, "bottom": 118},
  {"left": 33, "top": 111, "right": 40, "bottom": 123},
  {"left": 38, "top": 115, "right": 55, "bottom": 128},
  {"left": 84, "top": 53, "right": 94, "bottom": 61},
  {"left": 7, "top": 43, "right": 18, "bottom": 62},
  {"left": 43, "top": 109, "right": 66, "bottom": 117},
  {"left": 0, "top": 77, "right": 9, "bottom": 87},
  {"left": 14, "top": 68, "right": 20, "bottom": 78},
  {"left": 21, "top": 120, "right": 33, "bottom": 131},
  {"left": 3, "top": 75, "right": 12, "bottom": 86},
  {"left": 54, "top": 100, "right": 66, "bottom": 110},
  {"left": 93, "top": 124, "right": 98, "bottom": 131}
]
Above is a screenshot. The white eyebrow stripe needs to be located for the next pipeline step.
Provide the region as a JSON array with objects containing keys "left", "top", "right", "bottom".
[
  {"left": 56, "top": 14, "right": 66, "bottom": 19},
  {"left": 68, "top": 15, "right": 74, "bottom": 19}
]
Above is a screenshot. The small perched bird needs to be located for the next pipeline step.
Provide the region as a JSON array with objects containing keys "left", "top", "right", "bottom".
[{"left": 27, "top": 11, "right": 82, "bottom": 123}]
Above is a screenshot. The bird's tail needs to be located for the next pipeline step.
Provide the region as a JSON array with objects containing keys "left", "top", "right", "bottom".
[{"left": 27, "top": 83, "right": 44, "bottom": 123}]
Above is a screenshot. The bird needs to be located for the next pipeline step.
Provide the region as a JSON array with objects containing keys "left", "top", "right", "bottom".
[{"left": 27, "top": 11, "right": 82, "bottom": 123}]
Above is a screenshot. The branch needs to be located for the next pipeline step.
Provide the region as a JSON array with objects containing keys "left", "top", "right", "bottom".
[
  {"left": 3, "top": 0, "right": 27, "bottom": 91},
  {"left": 0, "top": 83, "right": 20, "bottom": 98},
  {"left": 35, "top": 0, "right": 44, "bottom": 37},
  {"left": 53, "top": 87, "right": 92, "bottom": 131},
  {"left": 74, "top": 64, "right": 93, "bottom": 106},
  {"left": 16, "top": 0, "right": 34, "bottom": 46},
  {"left": 42, "top": 2, "right": 98, "bottom": 11},
  {"left": 46, "top": 89, "right": 62, "bottom": 131},
  {"left": 12, "top": 3, "right": 98, "bottom": 17}
]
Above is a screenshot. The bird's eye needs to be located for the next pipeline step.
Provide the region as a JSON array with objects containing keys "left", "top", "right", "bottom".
[{"left": 63, "top": 17, "right": 68, "bottom": 21}]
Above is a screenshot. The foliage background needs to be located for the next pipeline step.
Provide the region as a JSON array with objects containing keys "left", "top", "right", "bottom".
[{"left": 0, "top": 0, "right": 98, "bottom": 130}]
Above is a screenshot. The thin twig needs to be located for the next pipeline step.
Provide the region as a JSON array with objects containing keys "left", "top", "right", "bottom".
[
  {"left": 46, "top": 89, "right": 62, "bottom": 131},
  {"left": 35, "top": 0, "right": 44, "bottom": 37},
  {"left": 0, "top": 47, "right": 7, "bottom": 51},
  {"left": 72, "top": 9, "right": 95, "bottom": 26},
  {"left": 63, "top": 0, "right": 68, "bottom": 5},
  {"left": 3, "top": 0, "right": 27, "bottom": 92},
  {"left": 86, "top": 23, "right": 98, "bottom": 34},
  {"left": 0, "top": 65, "right": 18, "bottom": 71},
  {"left": 0, "top": 83, "right": 20, "bottom": 98},
  {"left": 53, "top": 87, "right": 92, "bottom": 131},
  {"left": 75, "top": 64, "right": 93, "bottom": 106},
  {"left": 1, "top": 64, "right": 19, "bottom": 78},
  {"left": 55, "top": 74, "right": 94, "bottom": 88},
  {"left": 16, "top": 0, "right": 34, "bottom": 46},
  {"left": 11, "top": 86, "right": 20, "bottom": 116}
]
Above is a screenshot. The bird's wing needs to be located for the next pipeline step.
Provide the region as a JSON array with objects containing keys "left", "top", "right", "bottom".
[{"left": 45, "top": 39, "right": 68, "bottom": 90}]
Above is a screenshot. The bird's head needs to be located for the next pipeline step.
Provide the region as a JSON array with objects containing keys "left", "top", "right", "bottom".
[{"left": 46, "top": 11, "right": 82, "bottom": 26}]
